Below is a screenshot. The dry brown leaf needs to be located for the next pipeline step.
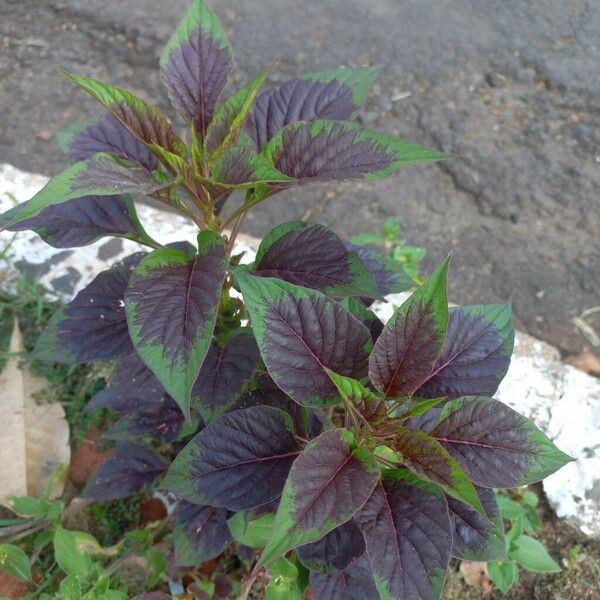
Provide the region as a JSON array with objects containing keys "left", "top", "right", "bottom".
[
  {"left": 460, "top": 560, "right": 493, "bottom": 594},
  {"left": 0, "top": 318, "right": 70, "bottom": 506}
]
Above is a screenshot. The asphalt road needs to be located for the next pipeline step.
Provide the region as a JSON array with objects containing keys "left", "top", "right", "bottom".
[{"left": 1, "top": 0, "right": 599, "bottom": 358}]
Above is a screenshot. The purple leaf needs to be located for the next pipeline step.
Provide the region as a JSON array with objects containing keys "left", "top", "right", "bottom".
[
  {"left": 297, "top": 519, "right": 365, "bottom": 574},
  {"left": 427, "top": 396, "right": 572, "bottom": 488},
  {"left": 339, "top": 297, "right": 385, "bottom": 342},
  {"left": 262, "top": 121, "right": 448, "bottom": 185},
  {"left": 253, "top": 222, "right": 381, "bottom": 299},
  {"left": 236, "top": 273, "right": 372, "bottom": 407},
  {"left": 448, "top": 486, "right": 506, "bottom": 562},
  {"left": 309, "top": 554, "right": 379, "bottom": 600},
  {"left": 369, "top": 258, "right": 449, "bottom": 397},
  {"left": 174, "top": 500, "right": 232, "bottom": 565},
  {"left": 34, "top": 266, "right": 134, "bottom": 363},
  {"left": 163, "top": 406, "right": 301, "bottom": 511},
  {"left": 125, "top": 232, "right": 227, "bottom": 418},
  {"left": 58, "top": 115, "right": 158, "bottom": 171},
  {"left": 356, "top": 471, "right": 452, "bottom": 600},
  {"left": 416, "top": 304, "right": 514, "bottom": 399},
  {"left": 86, "top": 352, "right": 166, "bottom": 414},
  {"left": 343, "top": 241, "right": 414, "bottom": 296},
  {"left": 83, "top": 443, "right": 168, "bottom": 502},
  {"left": 8, "top": 194, "right": 146, "bottom": 249},
  {"left": 160, "top": 0, "right": 233, "bottom": 134},
  {"left": 247, "top": 67, "right": 380, "bottom": 151},
  {"left": 191, "top": 329, "right": 261, "bottom": 423},
  {"left": 103, "top": 400, "right": 184, "bottom": 442},
  {"left": 260, "top": 429, "right": 380, "bottom": 565}
]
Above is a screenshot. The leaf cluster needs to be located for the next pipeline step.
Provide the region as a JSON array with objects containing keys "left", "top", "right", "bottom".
[{"left": 0, "top": 1, "right": 572, "bottom": 599}]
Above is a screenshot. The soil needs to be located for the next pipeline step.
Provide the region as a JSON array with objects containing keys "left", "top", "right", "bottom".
[{"left": 1, "top": 0, "right": 599, "bottom": 362}]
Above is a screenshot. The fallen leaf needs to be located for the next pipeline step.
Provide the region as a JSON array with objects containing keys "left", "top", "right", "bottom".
[
  {"left": 567, "top": 351, "right": 600, "bottom": 377},
  {"left": 460, "top": 561, "right": 493, "bottom": 594},
  {"left": 68, "top": 428, "right": 112, "bottom": 488},
  {"left": 0, "top": 571, "right": 28, "bottom": 599},
  {"left": 0, "top": 319, "right": 70, "bottom": 505}
]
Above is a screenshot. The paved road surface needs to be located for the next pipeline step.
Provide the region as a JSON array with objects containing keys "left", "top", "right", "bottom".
[{"left": 1, "top": 0, "right": 598, "bottom": 358}]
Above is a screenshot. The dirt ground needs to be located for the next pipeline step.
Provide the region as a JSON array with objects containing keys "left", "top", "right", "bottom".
[{"left": 1, "top": 0, "right": 599, "bottom": 359}]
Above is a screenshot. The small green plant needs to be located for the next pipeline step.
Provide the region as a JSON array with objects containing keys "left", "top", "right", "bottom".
[
  {"left": 351, "top": 217, "right": 426, "bottom": 282},
  {"left": 486, "top": 489, "right": 561, "bottom": 594}
]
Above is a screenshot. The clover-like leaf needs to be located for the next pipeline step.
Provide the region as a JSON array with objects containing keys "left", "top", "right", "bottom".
[
  {"left": 262, "top": 121, "right": 448, "bottom": 184},
  {"left": 448, "top": 485, "right": 506, "bottom": 562},
  {"left": 416, "top": 304, "right": 514, "bottom": 399},
  {"left": 173, "top": 501, "right": 232, "bottom": 566},
  {"left": 260, "top": 429, "right": 380, "bottom": 565},
  {"left": 392, "top": 426, "right": 485, "bottom": 514},
  {"left": 253, "top": 222, "right": 381, "bottom": 299},
  {"left": 125, "top": 232, "right": 227, "bottom": 418},
  {"left": 369, "top": 257, "right": 449, "bottom": 397},
  {"left": 356, "top": 471, "right": 452, "bottom": 600},
  {"left": 309, "top": 554, "right": 379, "bottom": 600},
  {"left": 296, "top": 519, "right": 365, "bottom": 574},
  {"left": 34, "top": 265, "right": 134, "bottom": 363},
  {"left": 63, "top": 72, "right": 186, "bottom": 156},
  {"left": 247, "top": 66, "right": 380, "bottom": 151},
  {"left": 57, "top": 115, "right": 158, "bottom": 171},
  {"left": 83, "top": 443, "right": 168, "bottom": 502},
  {"left": 191, "top": 329, "right": 261, "bottom": 423},
  {"left": 236, "top": 273, "right": 372, "bottom": 407},
  {"left": 163, "top": 406, "right": 301, "bottom": 511},
  {"left": 160, "top": 0, "right": 233, "bottom": 134},
  {"left": 8, "top": 194, "right": 153, "bottom": 249},
  {"left": 428, "top": 396, "right": 573, "bottom": 488},
  {"left": 0, "top": 153, "right": 169, "bottom": 230}
]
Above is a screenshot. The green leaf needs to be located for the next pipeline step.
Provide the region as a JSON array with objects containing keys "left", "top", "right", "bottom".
[
  {"left": 63, "top": 71, "right": 186, "bottom": 157},
  {"left": 8, "top": 495, "right": 44, "bottom": 518},
  {"left": 0, "top": 544, "right": 32, "bottom": 582},
  {"left": 392, "top": 426, "right": 486, "bottom": 515},
  {"left": 265, "top": 557, "right": 301, "bottom": 600},
  {"left": 511, "top": 535, "right": 561, "bottom": 573},
  {"left": 488, "top": 560, "right": 519, "bottom": 594},
  {"left": 260, "top": 429, "right": 380, "bottom": 566},
  {"left": 0, "top": 153, "right": 169, "bottom": 230},
  {"left": 326, "top": 370, "right": 378, "bottom": 405},
  {"left": 206, "top": 64, "right": 275, "bottom": 159},
  {"left": 227, "top": 511, "right": 274, "bottom": 548},
  {"left": 53, "top": 527, "right": 93, "bottom": 577},
  {"left": 304, "top": 65, "right": 381, "bottom": 107}
]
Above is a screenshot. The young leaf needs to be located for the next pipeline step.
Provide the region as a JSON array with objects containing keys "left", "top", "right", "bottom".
[
  {"left": 416, "top": 304, "right": 514, "bottom": 399},
  {"left": 34, "top": 266, "right": 134, "bottom": 363},
  {"left": 235, "top": 273, "right": 372, "bottom": 407},
  {"left": 326, "top": 370, "right": 378, "bottom": 405},
  {"left": 369, "top": 257, "right": 450, "bottom": 397},
  {"left": 428, "top": 396, "right": 573, "bottom": 488},
  {"left": 355, "top": 470, "right": 452, "bottom": 600},
  {"left": 125, "top": 232, "right": 227, "bottom": 418},
  {"left": 260, "top": 429, "right": 380, "bottom": 566},
  {"left": 57, "top": 115, "right": 158, "bottom": 171},
  {"left": 227, "top": 510, "right": 274, "bottom": 548},
  {"left": 487, "top": 560, "right": 519, "bottom": 594},
  {"left": 392, "top": 426, "right": 485, "bottom": 515},
  {"left": 205, "top": 64, "right": 275, "bottom": 158},
  {"left": 253, "top": 222, "right": 381, "bottom": 299},
  {"left": 0, "top": 543, "right": 32, "bottom": 582},
  {"left": 0, "top": 153, "right": 169, "bottom": 230},
  {"left": 309, "top": 554, "right": 379, "bottom": 600},
  {"left": 160, "top": 0, "right": 233, "bottom": 134},
  {"left": 8, "top": 194, "right": 153, "bottom": 249},
  {"left": 173, "top": 501, "right": 232, "bottom": 566},
  {"left": 209, "top": 144, "right": 291, "bottom": 187},
  {"left": 191, "top": 329, "right": 261, "bottom": 423},
  {"left": 447, "top": 486, "right": 506, "bottom": 562},
  {"left": 296, "top": 520, "right": 365, "bottom": 574},
  {"left": 163, "top": 406, "right": 301, "bottom": 511},
  {"left": 511, "top": 535, "right": 561, "bottom": 573},
  {"left": 247, "top": 66, "right": 380, "bottom": 151},
  {"left": 82, "top": 443, "right": 168, "bottom": 502},
  {"left": 262, "top": 121, "right": 448, "bottom": 184},
  {"left": 63, "top": 72, "right": 186, "bottom": 156},
  {"left": 343, "top": 241, "right": 414, "bottom": 296}
]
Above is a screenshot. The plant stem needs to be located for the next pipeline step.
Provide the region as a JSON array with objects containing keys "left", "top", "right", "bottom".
[
  {"left": 241, "top": 563, "right": 262, "bottom": 600},
  {"left": 226, "top": 211, "right": 248, "bottom": 255}
]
